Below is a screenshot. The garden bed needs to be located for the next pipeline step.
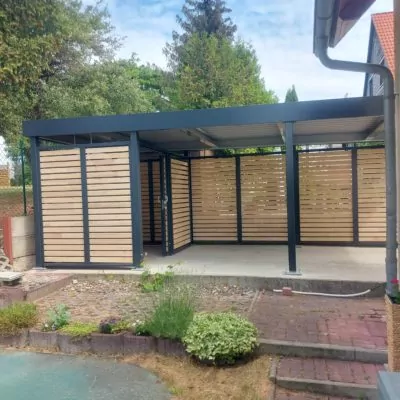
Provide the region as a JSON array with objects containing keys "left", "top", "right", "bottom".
[{"left": 34, "top": 277, "right": 257, "bottom": 325}]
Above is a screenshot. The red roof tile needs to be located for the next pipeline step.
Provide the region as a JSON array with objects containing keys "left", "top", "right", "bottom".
[{"left": 372, "top": 12, "right": 394, "bottom": 75}]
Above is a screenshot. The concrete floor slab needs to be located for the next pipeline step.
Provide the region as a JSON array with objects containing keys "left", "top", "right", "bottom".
[
  {"left": 46, "top": 245, "right": 386, "bottom": 283},
  {"left": 144, "top": 245, "right": 386, "bottom": 282}
]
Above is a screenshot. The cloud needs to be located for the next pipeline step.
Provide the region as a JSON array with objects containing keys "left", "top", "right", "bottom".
[{"left": 83, "top": 0, "right": 393, "bottom": 101}]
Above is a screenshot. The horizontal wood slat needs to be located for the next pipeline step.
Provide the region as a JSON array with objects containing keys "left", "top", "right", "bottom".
[
  {"left": 191, "top": 158, "right": 236, "bottom": 241},
  {"left": 241, "top": 155, "right": 287, "bottom": 241},
  {"left": 299, "top": 151, "right": 353, "bottom": 242},
  {"left": 357, "top": 148, "right": 386, "bottom": 242}
]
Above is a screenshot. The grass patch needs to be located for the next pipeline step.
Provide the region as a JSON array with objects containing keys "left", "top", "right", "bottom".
[
  {"left": 0, "top": 303, "right": 38, "bottom": 336},
  {"left": 60, "top": 322, "right": 98, "bottom": 338},
  {"left": 125, "top": 353, "right": 271, "bottom": 400}
]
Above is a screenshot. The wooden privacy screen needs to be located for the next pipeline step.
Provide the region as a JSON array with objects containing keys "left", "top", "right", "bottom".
[
  {"left": 86, "top": 146, "right": 132, "bottom": 263},
  {"left": 299, "top": 151, "right": 353, "bottom": 242},
  {"left": 152, "top": 161, "right": 162, "bottom": 242},
  {"left": 170, "top": 159, "right": 191, "bottom": 250},
  {"left": 191, "top": 158, "right": 237, "bottom": 241},
  {"left": 241, "top": 155, "right": 287, "bottom": 241},
  {"left": 141, "top": 162, "right": 151, "bottom": 242},
  {"left": 40, "top": 149, "right": 84, "bottom": 263},
  {"left": 140, "top": 161, "right": 162, "bottom": 243},
  {"left": 357, "top": 148, "right": 386, "bottom": 242}
]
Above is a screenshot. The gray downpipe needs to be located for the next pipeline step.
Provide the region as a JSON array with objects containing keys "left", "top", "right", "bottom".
[{"left": 315, "top": 37, "right": 398, "bottom": 297}]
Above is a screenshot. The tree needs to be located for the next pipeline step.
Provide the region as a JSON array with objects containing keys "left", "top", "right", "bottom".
[
  {"left": 0, "top": 0, "right": 121, "bottom": 149},
  {"left": 41, "top": 61, "right": 154, "bottom": 118},
  {"left": 284, "top": 85, "right": 298, "bottom": 102},
  {"left": 172, "top": 34, "right": 277, "bottom": 110},
  {"left": 165, "top": 0, "right": 237, "bottom": 71}
]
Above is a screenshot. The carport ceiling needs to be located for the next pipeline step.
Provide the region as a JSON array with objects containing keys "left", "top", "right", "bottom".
[{"left": 23, "top": 95, "right": 384, "bottom": 150}]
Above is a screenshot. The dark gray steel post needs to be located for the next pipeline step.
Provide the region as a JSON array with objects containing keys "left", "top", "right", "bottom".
[
  {"left": 285, "top": 122, "right": 298, "bottom": 274},
  {"left": 129, "top": 132, "right": 143, "bottom": 267},
  {"left": 235, "top": 156, "right": 242, "bottom": 243},
  {"left": 315, "top": 38, "right": 398, "bottom": 296},
  {"left": 20, "top": 139, "right": 27, "bottom": 216},
  {"left": 148, "top": 161, "right": 155, "bottom": 243},
  {"left": 30, "top": 137, "right": 44, "bottom": 267},
  {"left": 166, "top": 155, "right": 174, "bottom": 255},
  {"left": 80, "top": 148, "right": 90, "bottom": 263},
  {"left": 351, "top": 148, "right": 359, "bottom": 245}
]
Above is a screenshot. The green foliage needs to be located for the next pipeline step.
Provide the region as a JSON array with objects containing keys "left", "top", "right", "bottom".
[
  {"left": 42, "top": 304, "right": 70, "bottom": 331},
  {"left": 0, "top": 0, "right": 120, "bottom": 149},
  {"left": 284, "top": 85, "right": 298, "bottom": 102},
  {"left": 60, "top": 322, "right": 98, "bottom": 338},
  {"left": 171, "top": 34, "right": 277, "bottom": 110},
  {"left": 99, "top": 317, "right": 132, "bottom": 334},
  {"left": 183, "top": 312, "right": 258, "bottom": 365},
  {"left": 0, "top": 303, "right": 39, "bottom": 336},
  {"left": 165, "top": 0, "right": 237, "bottom": 72},
  {"left": 138, "top": 284, "right": 196, "bottom": 340},
  {"left": 139, "top": 266, "right": 175, "bottom": 293},
  {"left": 41, "top": 61, "right": 154, "bottom": 118}
]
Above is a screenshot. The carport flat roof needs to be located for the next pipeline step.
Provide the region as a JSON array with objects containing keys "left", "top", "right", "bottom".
[{"left": 23, "top": 95, "right": 384, "bottom": 150}]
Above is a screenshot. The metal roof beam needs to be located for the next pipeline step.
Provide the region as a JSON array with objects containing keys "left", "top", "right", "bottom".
[
  {"left": 185, "top": 128, "right": 218, "bottom": 148},
  {"left": 364, "top": 119, "right": 384, "bottom": 141}
]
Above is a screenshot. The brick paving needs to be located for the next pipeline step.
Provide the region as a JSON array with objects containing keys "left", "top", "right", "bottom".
[
  {"left": 277, "top": 357, "right": 384, "bottom": 386},
  {"left": 249, "top": 292, "right": 386, "bottom": 349},
  {"left": 274, "top": 388, "right": 350, "bottom": 400}
]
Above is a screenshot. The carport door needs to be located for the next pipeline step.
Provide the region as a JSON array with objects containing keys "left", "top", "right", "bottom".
[{"left": 85, "top": 146, "right": 133, "bottom": 264}]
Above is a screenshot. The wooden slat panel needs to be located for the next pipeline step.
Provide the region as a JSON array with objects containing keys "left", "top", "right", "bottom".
[
  {"left": 299, "top": 151, "right": 353, "bottom": 242},
  {"left": 171, "top": 159, "right": 191, "bottom": 249},
  {"left": 241, "top": 155, "right": 287, "bottom": 242},
  {"left": 40, "top": 149, "right": 85, "bottom": 262},
  {"left": 86, "top": 147, "right": 133, "bottom": 262},
  {"left": 357, "top": 148, "right": 386, "bottom": 242},
  {"left": 191, "top": 158, "right": 236, "bottom": 241}
]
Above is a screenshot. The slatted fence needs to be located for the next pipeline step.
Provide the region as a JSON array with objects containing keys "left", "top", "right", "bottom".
[
  {"left": 170, "top": 159, "right": 191, "bottom": 250},
  {"left": 40, "top": 149, "right": 84, "bottom": 263},
  {"left": 191, "top": 158, "right": 237, "bottom": 241},
  {"left": 299, "top": 151, "right": 354, "bottom": 243}
]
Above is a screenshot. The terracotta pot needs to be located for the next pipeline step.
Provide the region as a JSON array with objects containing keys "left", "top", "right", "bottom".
[{"left": 385, "top": 294, "right": 400, "bottom": 371}]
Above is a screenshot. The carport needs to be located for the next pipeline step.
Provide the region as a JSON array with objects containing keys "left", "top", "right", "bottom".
[{"left": 23, "top": 95, "right": 388, "bottom": 274}]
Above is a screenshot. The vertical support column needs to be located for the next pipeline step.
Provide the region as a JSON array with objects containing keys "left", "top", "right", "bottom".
[
  {"left": 80, "top": 148, "right": 90, "bottom": 263},
  {"left": 235, "top": 156, "right": 242, "bottom": 243},
  {"left": 165, "top": 155, "right": 174, "bottom": 255},
  {"left": 285, "top": 122, "right": 299, "bottom": 274},
  {"left": 159, "top": 156, "right": 167, "bottom": 256},
  {"left": 30, "top": 137, "right": 44, "bottom": 268},
  {"left": 188, "top": 159, "right": 194, "bottom": 243},
  {"left": 294, "top": 149, "right": 301, "bottom": 244},
  {"left": 148, "top": 161, "right": 155, "bottom": 243},
  {"left": 129, "top": 132, "right": 143, "bottom": 267},
  {"left": 351, "top": 148, "right": 359, "bottom": 245}
]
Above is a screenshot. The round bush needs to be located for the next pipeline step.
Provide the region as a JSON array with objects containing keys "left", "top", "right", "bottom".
[{"left": 182, "top": 312, "right": 258, "bottom": 365}]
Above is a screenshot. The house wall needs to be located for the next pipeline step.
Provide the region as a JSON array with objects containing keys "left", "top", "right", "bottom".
[
  {"left": 0, "top": 166, "right": 10, "bottom": 187},
  {"left": 366, "top": 26, "right": 386, "bottom": 96}
]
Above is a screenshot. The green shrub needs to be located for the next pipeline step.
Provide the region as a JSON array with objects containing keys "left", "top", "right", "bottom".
[
  {"left": 0, "top": 303, "right": 39, "bottom": 336},
  {"left": 140, "top": 284, "right": 195, "bottom": 340},
  {"left": 60, "top": 322, "right": 98, "bottom": 338},
  {"left": 183, "top": 312, "right": 258, "bottom": 365},
  {"left": 139, "top": 266, "right": 174, "bottom": 292},
  {"left": 42, "top": 304, "right": 70, "bottom": 331}
]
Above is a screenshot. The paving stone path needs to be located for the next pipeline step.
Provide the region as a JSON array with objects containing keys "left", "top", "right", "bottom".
[{"left": 249, "top": 291, "right": 386, "bottom": 349}]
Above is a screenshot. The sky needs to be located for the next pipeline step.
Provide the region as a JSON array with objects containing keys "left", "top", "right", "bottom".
[{"left": 78, "top": 1, "right": 393, "bottom": 101}]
